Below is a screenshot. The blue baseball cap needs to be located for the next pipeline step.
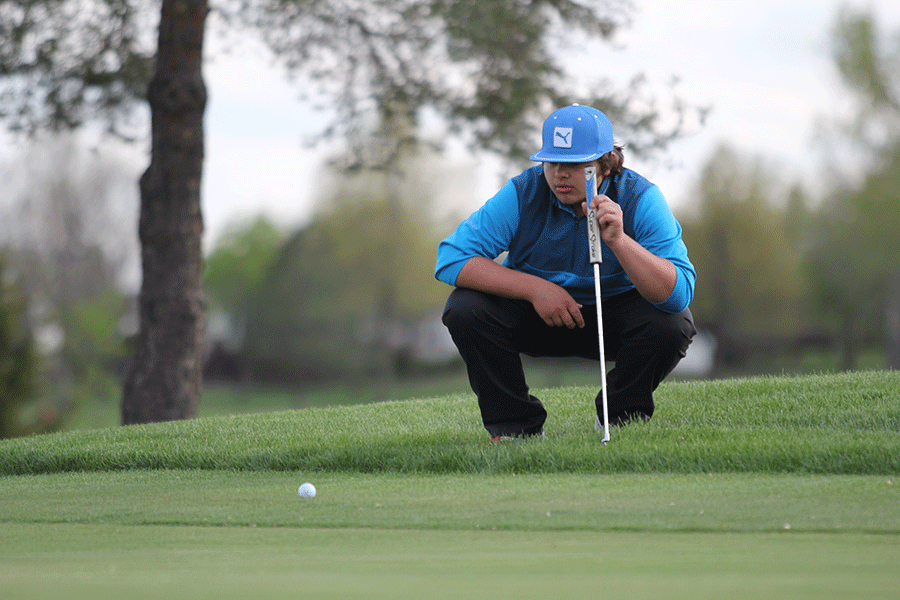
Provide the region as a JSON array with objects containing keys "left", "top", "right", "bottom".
[{"left": 530, "top": 104, "right": 614, "bottom": 163}]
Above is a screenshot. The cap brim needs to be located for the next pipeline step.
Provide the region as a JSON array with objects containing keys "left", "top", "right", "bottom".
[{"left": 529, "top": 150, "right": 604, "bottom": 163}]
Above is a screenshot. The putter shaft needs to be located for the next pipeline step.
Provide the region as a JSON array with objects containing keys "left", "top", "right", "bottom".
[{"left": 585, "top": 166, "right": 610, "bottom": 443}]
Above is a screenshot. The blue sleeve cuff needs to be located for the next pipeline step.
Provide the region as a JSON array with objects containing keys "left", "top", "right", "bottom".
[
  {"left": 434, "top": 240, "right": 469, "bottom": 286},
  {"left": 653, "top": 266, "right": 694, "bottom": 314}
]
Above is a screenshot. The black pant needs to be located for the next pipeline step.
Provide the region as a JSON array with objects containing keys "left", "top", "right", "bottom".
[{"left": 442, "top": 287, "right": 696, "bottom": 437}]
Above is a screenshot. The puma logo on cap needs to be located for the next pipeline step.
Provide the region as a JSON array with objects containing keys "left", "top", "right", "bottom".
[{"left": 553, "top": 127, "right": 573, "bottom": 148}]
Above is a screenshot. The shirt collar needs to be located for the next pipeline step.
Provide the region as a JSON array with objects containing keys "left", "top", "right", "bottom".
[{"left": 554, "top": 195, "right": 582, "bottom": 218}]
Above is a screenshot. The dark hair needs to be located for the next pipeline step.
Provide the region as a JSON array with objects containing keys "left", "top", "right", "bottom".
[{"left": 599, "top": 145, "right": 625, "bottom": 176}]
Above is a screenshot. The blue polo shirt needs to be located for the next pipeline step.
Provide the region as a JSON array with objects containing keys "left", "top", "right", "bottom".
[{"left": 435, "top": 165, "right": 695, "bottom": 314}]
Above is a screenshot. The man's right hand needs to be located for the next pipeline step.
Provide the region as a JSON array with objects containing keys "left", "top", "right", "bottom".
[
  {"left": 528, "top": 281, "right": 585, "bottom": 329},
  {"left": 456, "top": 257, "right": 584, "bottom": 329}
]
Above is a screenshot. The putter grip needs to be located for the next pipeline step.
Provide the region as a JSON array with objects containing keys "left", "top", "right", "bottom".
[{"left": 585, "top": 166, "right": 602, "bottom": 264}]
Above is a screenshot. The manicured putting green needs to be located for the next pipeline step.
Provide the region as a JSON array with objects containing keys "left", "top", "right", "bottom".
[{"left": 1, "top": 522, "right": 896, "bottom": 600}]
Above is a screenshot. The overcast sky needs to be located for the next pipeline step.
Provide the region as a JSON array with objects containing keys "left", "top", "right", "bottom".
[{"left": 3, "top": 0, "right": 898, "bottom": 250}]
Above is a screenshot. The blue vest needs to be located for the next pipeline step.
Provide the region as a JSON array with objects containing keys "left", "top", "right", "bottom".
[{"left": 505, "top": 165, "right": 654, "bottom": 303}]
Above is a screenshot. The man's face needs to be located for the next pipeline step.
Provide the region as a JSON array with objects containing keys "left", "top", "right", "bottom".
[{"left": 542, "top": 160, "right": 602, "bottom": 208}]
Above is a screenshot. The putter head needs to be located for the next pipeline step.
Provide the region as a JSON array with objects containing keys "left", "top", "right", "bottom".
[{"left": 595, "top": 415, "right": 611, "bottom": 443}]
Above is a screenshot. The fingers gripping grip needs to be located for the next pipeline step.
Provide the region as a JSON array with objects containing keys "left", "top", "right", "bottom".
[{"left": 585, "top": 166, "right": 602, "bottom": 264}]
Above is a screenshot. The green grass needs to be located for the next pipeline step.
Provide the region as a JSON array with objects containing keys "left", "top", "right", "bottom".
[
  {"left": 3, "top": 370, "right": 898, "bottom": 475},
  {"left": 1, "top": 371, "right": 899, "bottom": 599},
  {"left": 2, "top": 470, "right": 898, "bottom": 532},
  {"left": 5, "top": 523, "right": 895, "bottom": 600}
]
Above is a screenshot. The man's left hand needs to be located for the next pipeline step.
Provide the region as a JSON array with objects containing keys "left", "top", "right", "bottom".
[{"left": 583, "top": 195, "right": 625, "bottom": 247}]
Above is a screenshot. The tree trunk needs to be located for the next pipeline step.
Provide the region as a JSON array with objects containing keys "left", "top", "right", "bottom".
[{"left": 122, "top": 0, "right": 207, "bottom": 424}]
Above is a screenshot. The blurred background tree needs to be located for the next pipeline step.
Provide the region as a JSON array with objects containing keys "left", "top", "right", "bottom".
[
  {"left": 805, "top": 8, "right": 900, "bottom": 370},
  {"left": 205, "top": 217, "right": 284, "bottom": 321},
  {"left": 805, "top": 146, "right": 900, "bottom": 370},
  {"left": 0, "top": 255, "right": 41, "bottom": 438},
  {"left": 678, "top": 8, "right": 900, "bottom": 375},
  {"left": 239, "top": 156, "right": 451, "bottom": 389},
  {"left": 680, "top": 146, "right": 809, "bottom": 376},
  {"left": 203, "top": 215, "right": 284, "bottom": 381},
  {"left": 0, "top": 136, "right": 136, "bottom": 437}
]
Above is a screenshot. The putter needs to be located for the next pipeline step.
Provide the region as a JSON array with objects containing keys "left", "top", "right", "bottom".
[{"left": 585, "top": 166, "right": 610, "bottom": 443}]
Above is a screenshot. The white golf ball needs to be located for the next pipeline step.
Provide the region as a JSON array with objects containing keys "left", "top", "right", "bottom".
[{"left": 298, "top": 482, "right": 316, "bottom": 498}]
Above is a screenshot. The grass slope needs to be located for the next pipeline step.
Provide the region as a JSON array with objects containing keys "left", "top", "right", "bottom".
[{"left": 1, "top": 371, "right": 898, "bottom": 475}]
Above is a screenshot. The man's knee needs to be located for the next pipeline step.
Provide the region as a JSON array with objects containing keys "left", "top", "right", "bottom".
[
  {"left": 442, "top": 288, "right": 483, "bottom": 333},
  {"left": 443, "top": 287, "right": 526, "bottom": 333},
  {"left": 647, "top": 308, "right": 696, "bottom": 356}
]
